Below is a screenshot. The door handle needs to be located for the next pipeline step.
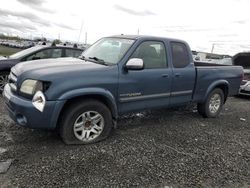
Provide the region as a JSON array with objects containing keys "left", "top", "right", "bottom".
[
  {"left": 175, "top": 73, "right": 181, "bottom": 77},
  {"left": 161, "top": 74, "right": 169, "bottom": 78}
]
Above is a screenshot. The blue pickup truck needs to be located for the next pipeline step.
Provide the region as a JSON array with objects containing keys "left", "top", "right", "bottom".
[{"left": 3, "top": 35, "right": 243, "bottom": 144}]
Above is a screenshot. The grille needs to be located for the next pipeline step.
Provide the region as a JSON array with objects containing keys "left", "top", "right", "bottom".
[{"left": 8, "top": 71, "right": 17, "bottom": 93}]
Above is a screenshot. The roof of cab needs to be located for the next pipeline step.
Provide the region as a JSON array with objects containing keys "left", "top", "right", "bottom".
[{"left": 109, "top": 35, "right": 187, "bottom": 43}]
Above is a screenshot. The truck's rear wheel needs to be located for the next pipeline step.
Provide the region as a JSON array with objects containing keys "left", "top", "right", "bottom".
[
  {"left": 197, "top": 88, "right": 224, "bottom": 118},
  {"left": 59, "top": 99, "right": 113, "bottom": 144}
]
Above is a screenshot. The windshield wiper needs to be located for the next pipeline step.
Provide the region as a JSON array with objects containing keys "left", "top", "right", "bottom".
[{"left": 88, "top": 56, "right": 109, "bottom": 65}]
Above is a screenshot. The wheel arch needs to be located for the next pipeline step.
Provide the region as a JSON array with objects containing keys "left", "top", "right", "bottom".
[
  {"left": 55, "top": 88, "right": 118, "bottom": 129},
  {"left": 204, "top": 80, "right": 229, "bottom": 103}
]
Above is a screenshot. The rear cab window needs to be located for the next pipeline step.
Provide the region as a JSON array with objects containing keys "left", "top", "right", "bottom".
[{"left": 171, "top": 42, "right": 190, "bottom": 68}]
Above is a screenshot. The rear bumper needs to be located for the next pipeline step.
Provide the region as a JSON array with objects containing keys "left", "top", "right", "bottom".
[
  {"left": 3, "top": 84, "right": 65, "bottom": 129},
  {"left": 239, "top": 81, "right": 250, "bottom": 96}
]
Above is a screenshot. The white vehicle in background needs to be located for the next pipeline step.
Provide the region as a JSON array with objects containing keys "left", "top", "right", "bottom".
[{"left": 239, "top": 69, "right": 250, "bottom": 96}]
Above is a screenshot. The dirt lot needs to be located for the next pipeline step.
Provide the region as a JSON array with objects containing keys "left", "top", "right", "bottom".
[{"left": 0, "top": 96, "right": 249, "bottom": 187}]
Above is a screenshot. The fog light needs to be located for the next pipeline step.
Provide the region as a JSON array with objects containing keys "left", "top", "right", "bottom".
[
  {"left": 16, "top": 114, "right": 27, "bottom": 126},
  {"left": 32, "top": 91, "right": 46, "bottom": 112}
]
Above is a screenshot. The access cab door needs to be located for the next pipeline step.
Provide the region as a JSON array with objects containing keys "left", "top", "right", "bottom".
[
  {"left": 118, "top": 40, "right": 172, "bottom": 114},
  {"left": 169, "top": 42, "right": 196, "bottom": 106}
]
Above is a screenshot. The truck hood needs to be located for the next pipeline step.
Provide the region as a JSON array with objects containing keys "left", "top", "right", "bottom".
[
  {"left": 12, "top": 57, "right": 107, "bottom": 77},
  {"left": 11, "top": 57, "right": 118, "bottom": 100}
]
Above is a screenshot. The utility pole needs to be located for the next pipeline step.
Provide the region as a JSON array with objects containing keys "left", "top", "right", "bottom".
[
  {"left": 137, "top": 28, "right": 140, "bottom": 35},
  {"left": 211, "top": 43, "right": 215, "bottom": 53}
]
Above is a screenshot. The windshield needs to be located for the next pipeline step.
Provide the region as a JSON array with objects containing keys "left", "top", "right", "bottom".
[
  {"left": 9, "top": 46, "right": 43, "bottom": 59},
  {"left": 81, "top": 37, "right": 135, "bottom": 64}
]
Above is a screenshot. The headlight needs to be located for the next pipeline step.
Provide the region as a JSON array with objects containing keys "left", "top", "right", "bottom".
[{"left": 20, "top": 79, "right": 43, "bottom": 95}]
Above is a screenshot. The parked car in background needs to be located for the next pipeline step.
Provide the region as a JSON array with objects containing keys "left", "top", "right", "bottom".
[
  {"left": 0, "top": 39, "right": 35, "bottom": 49},
  {"left": 0, "top": 44, "right": 84, "bottom": 92},
  {"left": 233, "top": 52, "right": 250, "bottom": 96}
]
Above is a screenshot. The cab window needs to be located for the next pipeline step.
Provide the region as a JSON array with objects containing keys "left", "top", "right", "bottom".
[
  {"left": 130, "top": 41, "right": 167, "bottom": 69},
  {"left": 171, "top": 42, "right": 190, "bottom": 68}
]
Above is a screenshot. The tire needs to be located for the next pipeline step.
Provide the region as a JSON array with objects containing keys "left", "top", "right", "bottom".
[
  {"left": 59, "top": 99, "right": 113, "bottom": 145},
  {"left": 197, "top": 88, "right": 224, "bottom": 118},
  {"left": 0, "top": 71, "right": 9, "bottom": 93}
]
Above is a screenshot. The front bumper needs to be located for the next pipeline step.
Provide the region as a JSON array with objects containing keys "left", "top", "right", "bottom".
[
  {"left": 239, "top": 80, "right": 250, "bottom": 96},
  {"left": 3, "top": 84, "right": 65, "bottom": 129}
]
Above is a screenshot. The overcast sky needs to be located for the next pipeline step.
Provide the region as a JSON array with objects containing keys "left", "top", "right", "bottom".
[{"left": 1, "top": 0, "right": 250, "bottom": 55}]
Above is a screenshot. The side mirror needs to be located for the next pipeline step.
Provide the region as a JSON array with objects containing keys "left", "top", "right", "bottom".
[{"left": 125, "top": 58, "right": 144, "bottom": 70}]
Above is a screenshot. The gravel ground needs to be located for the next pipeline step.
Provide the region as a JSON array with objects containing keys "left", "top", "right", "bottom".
[{"left": 0, "top": 96, "right": 249, "bottom": 187}]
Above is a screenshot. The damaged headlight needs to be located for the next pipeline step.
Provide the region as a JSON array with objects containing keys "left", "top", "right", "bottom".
[
  {"left": 20, "top": 79, "right": 51, "bottom": 96},
  {"left": 20, "top": 79, "right": 43, "bottom": 95}
]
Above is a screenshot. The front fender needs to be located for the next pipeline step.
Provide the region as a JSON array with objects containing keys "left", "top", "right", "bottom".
[{"left": 58, "top": 87, "right": 118, "bottom": 118}]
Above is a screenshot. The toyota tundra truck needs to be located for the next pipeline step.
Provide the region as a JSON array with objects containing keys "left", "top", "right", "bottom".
[{"left": 3, "top": 35, "right": 243, "bottom": 144}]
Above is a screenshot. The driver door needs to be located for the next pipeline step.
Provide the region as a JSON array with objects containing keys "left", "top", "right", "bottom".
[{"left": 118, "top": 41, "right": 172, "bottom": 114}]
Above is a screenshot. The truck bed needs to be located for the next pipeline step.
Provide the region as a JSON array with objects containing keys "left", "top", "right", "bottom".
[
  {"left": 193, "top": 63, "right": 243, "bottom": 102},
  {"left": 194, "top": 61, "right": 229, "bottom": 67}
]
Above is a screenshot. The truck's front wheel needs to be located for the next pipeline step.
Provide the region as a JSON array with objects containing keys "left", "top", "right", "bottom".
[
  {"left": 59, "top": 99, "right": 113, "bottom": 144},
  {"left": 197, "top": 88, "right": 224, "bottom": 118}
]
